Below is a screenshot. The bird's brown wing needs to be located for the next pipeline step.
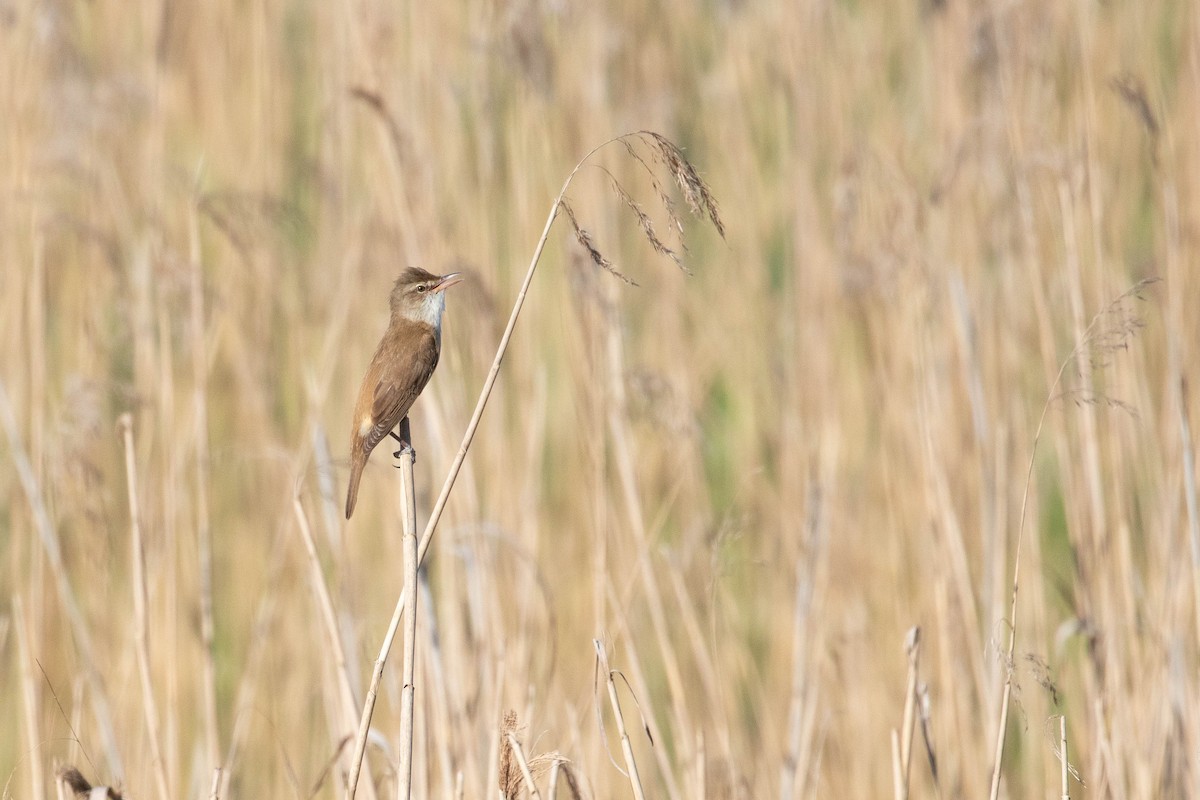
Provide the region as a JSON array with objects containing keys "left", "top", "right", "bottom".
[{"left": 363, "top": 328, "right": 440, "bottom": 455}]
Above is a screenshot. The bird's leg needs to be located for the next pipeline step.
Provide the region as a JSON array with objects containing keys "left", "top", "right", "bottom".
[{"left": 391, "top": 416, "right": 415, "bottom": 462}]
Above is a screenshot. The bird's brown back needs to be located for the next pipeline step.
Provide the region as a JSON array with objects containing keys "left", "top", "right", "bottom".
[{"left": 345, "top": 318, "right": 441, "bottom": 518}]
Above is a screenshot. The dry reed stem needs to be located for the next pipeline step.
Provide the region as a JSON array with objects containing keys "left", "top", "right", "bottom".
[
  {"left": 594, "top": 640, "right": 647, "bottom": 800},
  {"left": 1161, "top": 171, "right": 1199, "bottom": 651},
  {"left": 547, "top": 758, "right": 563, "bottom": 799},
  {"left": 600, "top": 287, "right": 688, "bottom": 800},
  {"left": 13, "top": 594, "right": 45, "bottom": 800},
  {"left": 187, "top": 189, "right": 222, "bottom": 778},
  {"left": 345, "top": 143, "right": 589, "bottom": 769},
  {"left": 548, "top": 761, "right": 560, "bottom": 799},
  {"left": 916, "top": 683, "right": 939, "bottom": 794},
  {"left": 118, "top": 415, "right": 171, "bottom": 800},
  {"left": 0, "top": 379, "right": 123, "bottom": 777},
  {"left": 346, "top": 662, "right": 381, "bottom": 789},
  {"left": 415, "top": 577, "right": 456, "bottom": 794},
  {"left": 4, "top": 4, "right": 1194, "bottom": 794},
  {"left": 781, "top": 472, "right": 828, "bottom": 800},
  {"left": 988, "top": 279, "right": 1158, "bottom": 799},
  {"left": 892, "top": 626, "right": 919, "bottom": 800},
  {"left": 1179, "top": 378, "right": 1200, "bottom": 648},
  {"left": 504, "top": 733, "right": 543, "bottom": 800},
  {"left": 602, "top": 578, "right": 680, "bottom": 798},
  {"left": 290, "top": 497, "right": 362, "bottom": 775},
  {"left": 346, "top": 131, "right": 720, "bottom": 794},
  {"left": 664, "top": 560, "right": 724, "bottom": 747},
  {"left": 890, "top": 730, "right": 903, "bottom": 800},
  {"left": 1059, "top": 716, "right": 1070, "bottom": 800},
  {"left": 397, "top": 444, "right": 419, "bottom": 800}
]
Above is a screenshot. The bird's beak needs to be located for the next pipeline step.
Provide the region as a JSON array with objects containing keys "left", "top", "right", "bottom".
[{"left": 433, "top": 272, "right": 464, "bottom": 293}]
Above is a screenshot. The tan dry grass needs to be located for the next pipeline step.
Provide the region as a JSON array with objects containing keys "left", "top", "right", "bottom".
[{"left": 2, "top": 1, "right": 1199, "bottom": 798}]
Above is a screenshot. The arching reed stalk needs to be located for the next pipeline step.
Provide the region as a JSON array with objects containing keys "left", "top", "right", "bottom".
[{"left": 344, "top": 130, "right": 723, "bottom": 798}]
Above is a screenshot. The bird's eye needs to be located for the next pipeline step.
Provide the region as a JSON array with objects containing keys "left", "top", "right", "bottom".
[{"left": 416, "top": 284, "right": 426, "bottom": 293}]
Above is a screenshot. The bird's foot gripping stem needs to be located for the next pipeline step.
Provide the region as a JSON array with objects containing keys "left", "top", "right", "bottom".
[{"left": 389, "top": 429, "right": 415, "bottom": 463}]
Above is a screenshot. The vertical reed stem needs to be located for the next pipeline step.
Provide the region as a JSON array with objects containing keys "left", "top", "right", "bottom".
[
  {"left": 594, "top": 640, "right": 647, "bottom": 800},
  {"left": 119, "top": 414, "right": 172, "bottom": 799},
  {"left": 398, "top": 437, "right": 419, "bottom": 799}
]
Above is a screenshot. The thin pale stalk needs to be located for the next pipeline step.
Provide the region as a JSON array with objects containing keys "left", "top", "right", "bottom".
[
  {"left": 891, "top": 730, "right": 903, "bottom": 800},
  {"left": 1178, "top": 378, "right": 1200, "bottom": 648},
  {"left": 603, "top": 296, "right": 687, "bottom": 800},
  {"left": 119, "top": 414, "right": 171, "bottom": 800},
  {"left": 13, "top": 595, "right": 45, "bottom": 800},
  {"left": 604, "top": 579, "right": 680, "bottom": 795},
  {"left": 291, "top": 498, "right": 362, "bottom": 763},
  {"left": 188, "top": 189, "right": 222, "bottom": 776},
  {"left": 1060, "top": 717, "right": 1070, "bottom": 800},
  {"left": 505, "top": 733, "right": 543, "bottom": 800},
  {"left": 782, "top": 474, "right": 828, "bottom": 800},
  {"left": 416, "top": 575, "right": 458, "bottom": 794},
  {"left": 594, "top": 640, "right": 647, "bottom": 800},
  {"left": 398, "top": 447, "right": 419, "bottom": 799},
  {"left": 898, "top": 628, "right": 919, "bottom": 799},
  {"left": 988, "top": 282, "right": 1144, "bottom": 798},
  {"left": 346, "top": 133, "right": 639, "bottom": 790},
  {"left": 0, "top": 379, "right": 123, "bottom": 776},
  {"left": 346, "top": 657, "right": 382, "bottom": 798}
]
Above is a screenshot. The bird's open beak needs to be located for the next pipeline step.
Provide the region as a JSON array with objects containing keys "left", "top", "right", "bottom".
[{"left": 434, "top": 272, "right": 464, "bottom": 292}]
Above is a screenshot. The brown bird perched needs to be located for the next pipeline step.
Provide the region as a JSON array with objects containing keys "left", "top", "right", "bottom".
[{"left": 345, "top": 267, "right": 463, "bottom": 519}]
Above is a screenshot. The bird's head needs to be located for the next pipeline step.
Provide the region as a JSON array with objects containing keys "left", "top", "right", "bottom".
[{"left": 389, "top": 267, "right": 464, "bottom": 327}]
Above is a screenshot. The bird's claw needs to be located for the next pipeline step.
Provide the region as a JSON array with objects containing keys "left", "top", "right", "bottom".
[{"left": 392, "top": 443, "right": 416, "bottom": 464}]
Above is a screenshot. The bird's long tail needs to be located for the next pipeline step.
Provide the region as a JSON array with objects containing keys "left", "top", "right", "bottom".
[{"left": 345, "top": 455, "right": 364, "bottom": 519}]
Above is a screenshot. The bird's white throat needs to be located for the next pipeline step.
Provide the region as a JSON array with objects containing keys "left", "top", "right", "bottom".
[{"left": 414, "top": 291, "right": 447, "bottom": 346}]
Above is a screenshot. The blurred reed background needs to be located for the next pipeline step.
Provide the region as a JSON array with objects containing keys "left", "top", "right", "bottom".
[{"left": 1, "top": 0, "right": 1198, "bottom": 797}]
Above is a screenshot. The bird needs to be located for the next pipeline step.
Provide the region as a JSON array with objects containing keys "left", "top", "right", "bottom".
[{"left": 345, "top": 267, "right": 463, "bottom": 519}]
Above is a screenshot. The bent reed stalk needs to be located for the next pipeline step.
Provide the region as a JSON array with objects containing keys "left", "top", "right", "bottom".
[{"left": 344, "top": 131, "right": 723, "bottom": 797}]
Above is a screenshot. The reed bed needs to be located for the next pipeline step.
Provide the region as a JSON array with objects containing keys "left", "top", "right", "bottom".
[{"left": 2, "top": 1, "right": 1198, "bottom": 797}]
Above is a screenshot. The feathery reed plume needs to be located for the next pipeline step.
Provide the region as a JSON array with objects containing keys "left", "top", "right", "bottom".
[
  {"left": 498, "top": 711, "right": 520, "bottom": 799},
  {"left": 562, "top": 131, "right": 725, "bottom": 283},
  {"left": 599, "top": 168, "right": 687, "bottom": 271},
  {"left": 560, "top": 199, "right": 637, "bottom": 285},
  {"left": 640, "top": 131, "right": 725, "bottom": 239}
]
